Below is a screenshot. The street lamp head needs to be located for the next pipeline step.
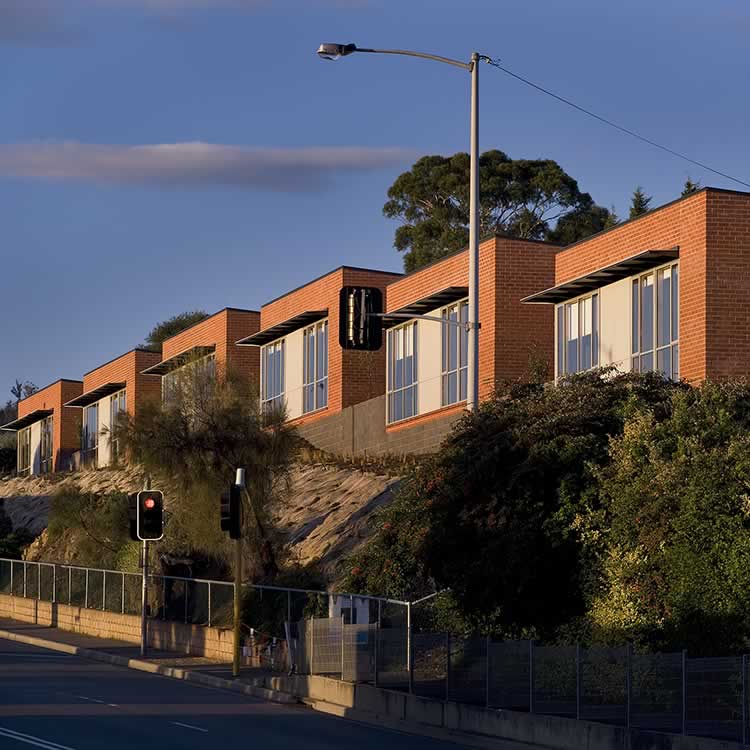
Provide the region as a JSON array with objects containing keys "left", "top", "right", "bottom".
[{"left": 317, "top": 43, "right": 357, "bottom": 61}]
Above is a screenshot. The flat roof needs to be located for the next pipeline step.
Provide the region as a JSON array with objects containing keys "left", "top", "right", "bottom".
[
  {"left": 66, "top": 382, "right": 127, "bottom": 408},
  {"left": 382, "top": 287, "right": 468, "bottom": 329},
  {"left": 1, "top": 409, "right": 53, "bottom": 432},
  {"left": 82, "top": 347, "right": 159, "bottom": 377},
  {"left": 237, "top": 310, "right": 328, "bottom": 346},
  {"left": 522, "top": 248, "right": 679, "bottom": 304},
  {"left": 16, "top": 378, "right": 83, "bottom": 405},
  {"left": 156, "top": 308, "right": 259, "bottom": 346},
  {"left": 141, "top": 345, "right": 216, "bottom": 376}
]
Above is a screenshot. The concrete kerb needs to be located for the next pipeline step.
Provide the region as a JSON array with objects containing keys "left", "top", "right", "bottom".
[{"left": 0, "top": 628, "right": 297, "bottom": 705}]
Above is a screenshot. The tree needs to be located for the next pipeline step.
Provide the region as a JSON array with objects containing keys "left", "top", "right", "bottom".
[
  {"left": 144, "top": 310, "right": 209, "bottom": 349},
  {"left": 383, "top": 151, "right": 614, "bottom": 270},
  {"left": 681, "top": 177, "right": 701, "bottom": 197},
  {"left": 10, "top": 380, "right": 37, "bottom": 403},
  {"left": 120, "top": 358, "right": 298, "bottom": 580},
  {"left": 629, "top": 186, "right": 652, "bottom": 219},
  {"left": 546, "top": 202, "right": 619, "bottom": 244}
]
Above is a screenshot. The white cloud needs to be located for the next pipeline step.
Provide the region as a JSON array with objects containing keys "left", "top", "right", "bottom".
[{"left": 0, "top": 141, "right": 414, "bottom": 191}]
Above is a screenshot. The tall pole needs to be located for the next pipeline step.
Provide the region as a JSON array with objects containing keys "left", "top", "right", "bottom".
[
  {"left": 140, "top": 475, "right": 151, "bottom": 657},
  {"left": 467, "top": 51, "right": 480, "bottom": 411},
  {"left": 233, "top": 468, "right": 245, "bottom": 679}
]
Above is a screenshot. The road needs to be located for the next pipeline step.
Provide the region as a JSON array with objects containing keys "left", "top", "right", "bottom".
[{"left": 0, "top": 637, "right": 469, "bottom": 750}]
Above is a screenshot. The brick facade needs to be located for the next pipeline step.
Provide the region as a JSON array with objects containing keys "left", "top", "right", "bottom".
[{"left": 16, "top": 379, "right": 83, "bottom": 472}]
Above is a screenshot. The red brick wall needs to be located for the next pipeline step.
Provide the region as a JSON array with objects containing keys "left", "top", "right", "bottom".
[
  {"left": 704, "top": 191, "right": 750, "bottom": 379},
  {"left": 17, "top": 379, "right": 83, "bottom": 471},
  {"left": 553, "top": 190, "right": 709, "bottom": 383},
  {"left": 260, "top": 267, "right": 401, "bottom": 423},
  {"left": 161, "top": 308, "right": 260, "bottom": 387}
]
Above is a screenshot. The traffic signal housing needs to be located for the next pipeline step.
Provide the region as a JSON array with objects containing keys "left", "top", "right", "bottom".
[
  {"left": 339, "top": 286, "right": 383, "bottom": 351},
  {"left": 220, "top": 484, "right": 243, "bottom": 540},
  {"left": 136, "top": 490, "right": 164, "bottom": 541}
]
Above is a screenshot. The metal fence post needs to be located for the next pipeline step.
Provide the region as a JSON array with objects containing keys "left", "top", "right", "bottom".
[
  {"left": 682, "top": 649, "right": 688, "bottom": 736},
  {"left": 85, "top": 568, "right": 89, "bottom": 609},
  {"left": 742, "top": 654, "right": 747, "bottom": 746},
  {"left": 23, "top": 562, "right": 26, "bottom": 598},
  {"left": 576, "top": 643, "right": 582, "bottom": 721},
  {"left": 184, "top": 582, "right": 189, "bottom": 624},
  {"left": 486, "top": 635, "right": 491, "bottom": 708},
  {"left": 374, "top": 615, "right": 380, "bottom": 689},
  {"left": 626, "top": 643, "right": 632, "bottom": 730},
  {"left": 529, "top": 640, "right": 535, "bottom": 714},
  {"left": 37, "top": 563, "right": 40, "bottom": 600},
  {"left": 445, "top": 632, "right": 451, "bottom": 702},
  {"left": 208, "top": 583, "right": 212, "bottom": 627},
  {"left": 9, "top": 560, "right": 13, "bottom": 596},
  {"left": 52, "top": 565, "right": 56, "bottom": 604},
  {"left": 310, "top": 617, "right": 315, "bottom": 675},
  {"left": 68, "top": 567, "right": 72, "bottom": 605},
  {"left": 121, "top": 574, "right": 125, "bottom": 614},
  {"left": 102, "top": 571, "right": 107, "bottom": 611},
  {"left": 340, "top": 614, "right": 345, "bottom": 680},
  {"left": 407, "top": 602, "right": 414, "bottom": 695}
]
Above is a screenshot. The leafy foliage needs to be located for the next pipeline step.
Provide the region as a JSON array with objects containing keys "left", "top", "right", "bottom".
[
  {"left": 383, "top": 151, "right": 615, "bottom": 270},
  {"left": 0, "top": 502, "right": 32, "bottom": 558},
  {"left": 144, "top": 310, "right": 209, "bottom": 349},
  {"left": 681, "top": 177, "right": 701, "bottom": 197},
  {"left": 629, "top": 186, "right": 652, "bottom": 218}
]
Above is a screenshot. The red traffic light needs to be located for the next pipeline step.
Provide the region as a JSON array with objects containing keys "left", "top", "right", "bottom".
[{"left": 144, "top": 497, "right": 155, "bottom": 510}]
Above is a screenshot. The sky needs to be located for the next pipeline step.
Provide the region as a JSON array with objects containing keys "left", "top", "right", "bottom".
[{"left": 1, "top": 0, "right": 749, "bottom": 396}]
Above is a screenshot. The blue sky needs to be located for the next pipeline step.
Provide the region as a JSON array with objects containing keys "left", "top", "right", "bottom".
[{"left": 1, "top": 0, "right": 748, "bottom": 396}]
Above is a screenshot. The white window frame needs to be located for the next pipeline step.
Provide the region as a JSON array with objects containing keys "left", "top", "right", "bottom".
[
  {"left": 555, "top": 292, "right": 599, "bottom": 378},
  {"left": 39, "top": 415, "right": 53, "bottom": 475},
  {"left": 303, "top": 319, "right": 328, "bottom": 414},
  {"left": 109, "top": 389, "right": 126, "bottom": 461},
  {"left": 261, "top": 339, "right": 286, "bottom": 411},
  {"left": 631, "top": 262, "right": 679, "bottom": 379},
  {"left": 17, "top": 426, "right": 31, "bottom": 477},
  {"left": 387, "top": 321, "right": 418, "bottom": 425},
  {"left": 441, "top": 299, "right": 469, "bottom": 407}
]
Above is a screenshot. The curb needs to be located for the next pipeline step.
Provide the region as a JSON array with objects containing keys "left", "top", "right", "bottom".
[{"left": 0, "top": 628, "right": 297, "bottom": 705}]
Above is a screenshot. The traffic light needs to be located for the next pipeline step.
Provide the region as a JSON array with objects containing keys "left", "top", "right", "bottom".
[
  {"left": 220, "top": 484, "right": 243, "bottom": 540},
  {"left": 136, "top": 490, "right": 164, "bottom": 541},
  {"left": 339, "top": 286, "right": 383, "bottom": 351}
]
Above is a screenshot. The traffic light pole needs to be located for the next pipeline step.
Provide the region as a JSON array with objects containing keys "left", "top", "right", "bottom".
[
  {"left": 233, "top": 468, "right": 245, "bottom": 679},
  {"left": 141, "top": 475, "right": 151, "bottom": 658}
]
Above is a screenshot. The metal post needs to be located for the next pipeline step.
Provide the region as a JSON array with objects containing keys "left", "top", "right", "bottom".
[
  {"left": 682, "top": 649, "right": 687, "bottom": 736},
  {"left": 233, "top": 468, "right": 245, "bottom": 679},
  {"left": 340, "top": 613, "right": 345, "bottom": 680},
  {"left": 52, "top": 565, "right": 56, "bottom": 604},
  {"left": 37, "top": 563, "right": 40, "bottom": 600},
  {"left": 23, "top": 561, "right": 26, "bottom": 598},
  {"left": 374, "top": 610, "right": 380, "bottom": 689},
  {"left": 486, "top": 635, "right": 491, "bottom": 708},
  {"left": 529, "top": 640, "right": 535, "bottom": 714},
  {"left": 446, "top": 632, "right": 451, "bottom": 702},
  {"left": 208, "top": 582, "right": 212, "bottom": 627},
  {"left": 121, "top": 573, "right": 125, "bottom": 614},
  {"left": 287, "top": 589, "right": 292, "bottom": 626},
  {"left": 102, "top": 571, "right": 106, "bottom": 611},
  {"left": 9, "top": 560, "right": 13, "bottom": 596},
  {"left": 141, "top": 539, "right": 149, "bottom": 657},
  {"left": 68, "top": 567, "right": 71, "bottom": 605},
  {"left": 407, "top": 601, "right": 414, "bottom": 694},
  {"left": 310, "top": 616, "right": 315, "bottom": 675},
  {"left": 742, "top": 654, "right": 747, "bottom": 746},
  {"left": 467, "top": 50, "right": 480, "bottom": 412},
  {"left": 85, "top": 568, "right": 89, "bottom": 609},
  {"left": 626, "top": 643, "right": 632, "bottom": 729},
  {"left": 576, "top": 643, "right": 582, "bottom": 721},
  {"left": 184, "top": 581, "right": 189, "bottom": 624}
]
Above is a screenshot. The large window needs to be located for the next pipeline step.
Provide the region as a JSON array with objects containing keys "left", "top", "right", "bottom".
[
  {"left": 82, "top": 403, "right": 98, "bottom": 467},
  {"left": 17, "top": 427, "right": 31, "bottom": 477},
  {"left": 40, "top": 416, "right": 53, "bottom": 474},
  {"left": 262, "top": 339, "right": 285, "bottom": 411},
  {"left": 303, "top": 320, "right": 328, "bottom": 413},
  {"left": 387, "top": 322, "right": 418, "bottom": 424},
  {"left": 162, "top": 352, "right": 216, "bottom": 404},
  {"left": 442, "top": 300, "right": 469, "bottom": 406},
  {"left": 632, "top": 263, "right": 679, "bottom": 379},
  {"left": 109, "top": 389, "right": 126, "bottom": 462},
  {"left": 556, "top": 293, "right": 599, "bottom": 377}
]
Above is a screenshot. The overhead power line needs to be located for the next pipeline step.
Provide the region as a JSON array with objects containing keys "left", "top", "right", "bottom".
[{"left": 484, "top": 58, "right": 750, "bottom": 191}]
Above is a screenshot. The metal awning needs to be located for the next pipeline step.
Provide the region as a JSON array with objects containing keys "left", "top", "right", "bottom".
[
  {"left": 141, "top": 345, "right": 216, "bottom": 376},
  {"left": 382, "top": 286, "right": 468, "bottom": 329},
  {"left": 522, "top": 248, "right": 680, "bottom": 304},
  {"left": 0, "top": 409, "right": 53, "bottom": 432},
  {"left": 237, "top": 310, "right": 328, "bottom": 346},
  {"left": 65, "top": 382, "right": 126, "bottom": 408}
]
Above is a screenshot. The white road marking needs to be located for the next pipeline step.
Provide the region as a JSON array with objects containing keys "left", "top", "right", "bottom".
[
  {"left": 171, "top": 721, "right": 208, "bottom": 733},
  {"left": 75, "top": 696, "right": 106, "bottom": 704},
  {"left": 0, "top": 726, "right": 78, "bottom": 749}
]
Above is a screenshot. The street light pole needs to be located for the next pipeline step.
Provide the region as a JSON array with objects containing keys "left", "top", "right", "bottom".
[{"left": 317, "top": 43, "right": 484, "bottom": 410}]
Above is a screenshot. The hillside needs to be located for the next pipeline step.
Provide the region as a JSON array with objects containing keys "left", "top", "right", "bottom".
[{"left": 0, "top": 463, "right": 401, "bottom": 583}]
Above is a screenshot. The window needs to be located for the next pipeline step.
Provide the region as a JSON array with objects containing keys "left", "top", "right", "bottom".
[
  {"left": 303, "top": 320, "right": 328, "bottom": 413},
  {"left": 162, "top": 352, "right": 216, "bottom": 404},
  {"left": 17, "top": 427, "right": 31, "bottom": 477},
  {"left": 387, "top": 322, "right": 418, "bottom": 424},
  {"left": 442, "top": 300, "right": 468, "bottom": 406},
  {"left": 556, "top": 293, "right": 599, "bottom": 377},
  {"left": 40, "top": 416, "right": 53, "bottom": 475},
  {"left": 109, "top": 389, "right": 126, "bottom": 461},
  {"left": 82, "top": 403, "right": 98, "bottom": 467},
  {"left": 632, "top": 264, "right": 679, "bottom": 379},
  {"left": 262, "top": 339, "right": 285, "bottom": 411}
]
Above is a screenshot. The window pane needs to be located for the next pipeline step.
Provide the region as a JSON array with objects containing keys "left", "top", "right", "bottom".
[
  {"left": 592, "top": 294, "right": 599, "bottom": 367},
  {"left": 640, "top": 275, "right": 654, "bottom": 352},
  {"left": 657, "top": 269, "right": 671, "bottom": 347},
  {"left": 557, "top": 306, "right": 564, "bottom": 377},
  {"left": 672, "top": 343, "right": 679, "bottom": 380},
  {"left": 657, "top": 347, "right": 671, "bottom": 378},
  {"left": 632, "top": 280, "right": 639, "bottom": 354},
  {"left": 565, "top": 302, "right": 579, "bottom": 374},
  {"left": 671, "top": 265, "right": 679, "bottom": 345},
  {"left": 459, "top": 303, "right": 468, "bottom": 368},
  {"left": 640, "top": 352, "right": 654, "bottom": 372},
  {"left": 580, "top": 297, "right": 592, "bottom": 371}
]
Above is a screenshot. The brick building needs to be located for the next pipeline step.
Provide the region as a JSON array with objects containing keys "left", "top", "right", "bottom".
[
  {"left": 143, "top": 308, "right": 260, "bottom": 399},
  {"left": 1, "top": 379, "right": 83, "bottom": 475},
  {"left": 292, "top": 237, "right": 557, "bottom": 456},
  {"left": 523, "top": 187, "right": 750, "bottom": 383},
  {"left": 237, "top": 266, "right": 402, "bottom": 425},
  {"left": 64, "top": 348, "right": 161, "bottom": 468}
]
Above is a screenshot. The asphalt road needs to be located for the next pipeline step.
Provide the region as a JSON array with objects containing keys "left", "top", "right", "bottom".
[{"left": 0, "top": 637, "right": 469, "bottom": 750}]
